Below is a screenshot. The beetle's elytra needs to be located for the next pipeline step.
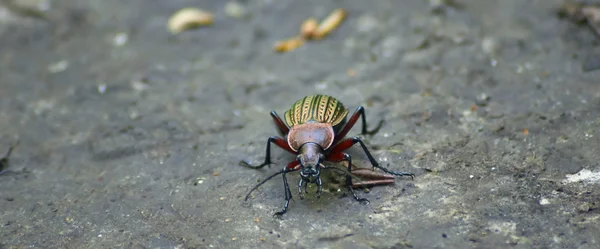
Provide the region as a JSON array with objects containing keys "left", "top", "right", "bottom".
[
  {"left": 284, "top": 95, "right": 348, "bottom": 128},
  {"left": 240, "top": 94, "right": 414, "bottom": 216}
]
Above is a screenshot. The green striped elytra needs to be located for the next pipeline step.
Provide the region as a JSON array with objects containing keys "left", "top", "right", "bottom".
[
  {"left": 283, "top": 95, "right": 348, "bottom": 128},
  {"left": 240, "top": 94, "right": 415, "bottom": 216}
]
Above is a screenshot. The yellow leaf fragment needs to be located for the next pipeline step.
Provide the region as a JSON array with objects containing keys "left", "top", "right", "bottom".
[
  {"left": 274, "top": 36, "right": 305, "bottom": 53},
  {"left": 313, "top": 8, "right": 347, "bottom": 40},
  {"left": 300, "top": 18, "right": 319, "bottom": 39},
  {"left": 168, "top": 8, "right": 213, "bottom": 34}
]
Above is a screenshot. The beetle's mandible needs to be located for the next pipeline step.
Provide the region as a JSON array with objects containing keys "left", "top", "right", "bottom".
[{"left": 240, "top": 94, "right": 414, "bottom": 216}]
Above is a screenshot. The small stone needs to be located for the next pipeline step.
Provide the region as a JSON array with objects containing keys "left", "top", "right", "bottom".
[
  {"left": 97, "top": 83, "right": 107, "bottom": 94},
  {"left": 112, "top": 32, "right": 128, "bottom": 47},
  {"left": 48, "top": 60, "right": 69, "bottom": 73},
  {"left": 481, "top": 37, "right": 500, "bottom": 55},
  {"left": 475, "top": 92, "right": 490, "bottom": 106},
  {"left": 224, "top": 1, "right": 246, "bottom": 19},
  {"left": 577, "top": 202, "right": 592, "bottom": 212}
]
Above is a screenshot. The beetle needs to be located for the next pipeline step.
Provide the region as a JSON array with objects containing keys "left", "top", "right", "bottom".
[{"left": 240, "top": 94, "right": 414, "bottom": 216}]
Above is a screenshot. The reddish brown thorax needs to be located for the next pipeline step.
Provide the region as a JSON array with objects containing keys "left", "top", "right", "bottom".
[{"left": 286, "top": 122, "right": 334, "bottom": 152}]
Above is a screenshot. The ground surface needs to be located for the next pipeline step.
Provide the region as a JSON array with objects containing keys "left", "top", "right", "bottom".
[{"left": 1, "top": 0, "right": 599, "bottom": 248}]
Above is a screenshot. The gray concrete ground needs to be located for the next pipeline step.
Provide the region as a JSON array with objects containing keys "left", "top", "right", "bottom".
[{"left": 1, "top": 0, "right": 599, "bottom": 248}]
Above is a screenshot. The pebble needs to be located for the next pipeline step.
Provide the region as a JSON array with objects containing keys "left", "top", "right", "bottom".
[
  {"left": 225, "top": 1, "right": 246, "bottom": 19},
  {"left": 481, "top": 37, "right": 499, "bottom": 55},
  {"left": 577, "top": 202, "right": 592, "bottom": 212}
]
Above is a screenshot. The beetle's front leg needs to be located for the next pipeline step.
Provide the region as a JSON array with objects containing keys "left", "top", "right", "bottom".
[
  {"left": 240, "top": 136, "right": 295, "bottom": 169},
  {"left": 274, "top": 170, "right": 293, "bottom": 216},
  {"left": 327, "top": 152, "right": 370, "bottom": 204},
  {"left": 343, "top": 153, "right": 370, "bottom": 204},
  {"left": 297, "top": 178, "right": 305, "bottom": 200},
  {"left": 316, "top": 177, "right": 323, "bottom": 198}
]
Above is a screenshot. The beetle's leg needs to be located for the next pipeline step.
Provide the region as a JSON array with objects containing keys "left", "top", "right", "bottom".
[
  {"left": 343, "top": 153, "right": 369, "bottom": 203},
  {"left": 274, "top": 169, "right": 293, "bottom": 216},
  {"left": 304, "top": 182, "right": 311, "bottom": 195},
  {"left": 327, "top": 152, "right": 369, "bottom": 204},
  {"left": 240, "top": 136, "right": 296, "bottom": 169},
  {"left": 316, "top": 177, "right": 323, "bottom": 198},
  {"left": 335, "top": 106, "right": 384, "bottom": 142},
  {"left": 330, "top": 137, "right": 415, "bottom": 179},
  {"left": 270, "top": 111, "right": 290, "bottom": 136},
  {"left": 297, "top": 178, "right": 305, "bottom": 200}
]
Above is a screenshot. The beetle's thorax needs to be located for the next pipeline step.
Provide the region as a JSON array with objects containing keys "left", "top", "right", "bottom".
[{"left": 287, "top": 122, "right": 335, "bottom": 151}]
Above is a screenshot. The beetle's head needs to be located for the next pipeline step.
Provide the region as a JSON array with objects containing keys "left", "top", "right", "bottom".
[{"left": 297, "top": 142, "right": 324, "bottom": 183}]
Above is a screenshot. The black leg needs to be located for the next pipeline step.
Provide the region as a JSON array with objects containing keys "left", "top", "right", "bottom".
[
  {"left": 356, "top": 106, "right": 384, "bottom": 136},
  {"left": 316, "top": 177, "right": 323, "bottom": 198},
  {"left": 297, "top": 178, "right": 305, "bottom": 200},
  {"left": 239, "top": 136, "right": 295, "bottom": 169},
  {"left": 335, "top": 106, "right": 384, "bottom": 142},
  {"left": 352, "top": 137, "right": 415, "bottom": 179},
  {"left": 274, "top": 170, "right": 293, "bottom": 216},
  {"left": 344, "top": 153, "right": 369, "bottom": 204}
]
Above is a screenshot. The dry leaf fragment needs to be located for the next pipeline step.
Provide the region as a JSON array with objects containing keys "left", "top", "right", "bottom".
[
  {"left": 301, "top": 18, "right": 319, "bottom": 39},
  {"left": 313, "top": 8, "right": 347, "bottom": 40},
  {"left": 274, "top": 36, "right": 305, "bottom": 53},
  {"left": 168, "top": 8, "right": 213, "bottom": 34}
]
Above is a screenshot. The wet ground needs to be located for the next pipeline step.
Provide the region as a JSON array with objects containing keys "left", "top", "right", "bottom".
[{"left": 1, "top": 0, "right": 600, "bottom": 248}]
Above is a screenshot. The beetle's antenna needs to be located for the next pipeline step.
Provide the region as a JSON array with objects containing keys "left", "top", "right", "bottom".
[
  {"left": 245, "top": 169, "right": 292, "bottom": 201},
  {"left": 320, "top": 163, "right": 364, "bottom": 182}
]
